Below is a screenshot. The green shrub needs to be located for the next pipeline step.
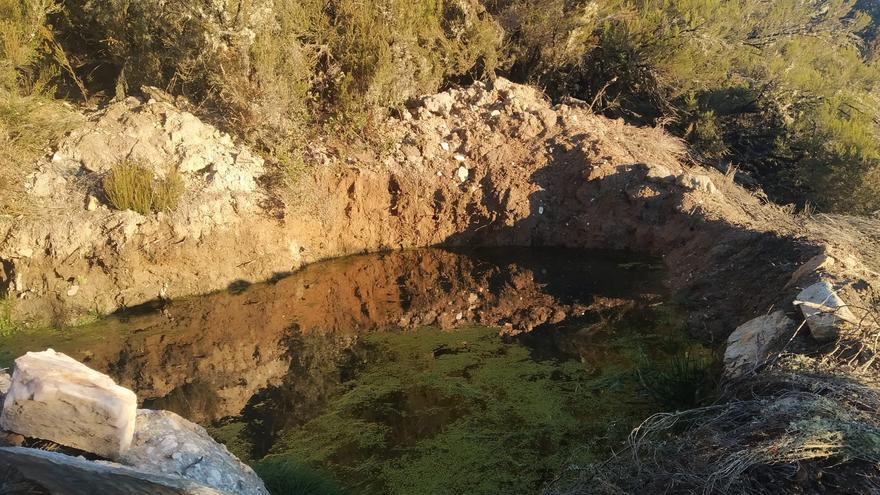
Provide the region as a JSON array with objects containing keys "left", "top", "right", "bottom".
[
  {"left": 102, "top": 161, "right": 184, "bottom": 215},
  {"left": 490, "top": 0, "right": 880, "bottom": 213},
  {"left": 60, "top": 0, "right": 501, "bottom": 147}
]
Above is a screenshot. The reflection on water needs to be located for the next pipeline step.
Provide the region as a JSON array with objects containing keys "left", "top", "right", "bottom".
[{"left": 0, "top": 248, "right": 702, "bottom": 494}]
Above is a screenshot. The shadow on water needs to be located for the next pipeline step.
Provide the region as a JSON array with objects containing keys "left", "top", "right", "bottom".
[{"left": 0, "top": 247, "right": 705, "bottom": 495}]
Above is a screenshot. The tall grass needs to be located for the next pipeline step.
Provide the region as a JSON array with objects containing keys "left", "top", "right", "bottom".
[{"left": 102, "top": 161, "right": 184, "bottom": 215}]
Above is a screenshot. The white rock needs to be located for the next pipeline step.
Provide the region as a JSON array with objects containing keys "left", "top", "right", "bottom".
[
  {"left": 794, "top": 281, "right": 859, "bottom": 341},
  {"left": 440, "top": 142, "right": 450, "bottom": 152},
  {"left": 423, "top": 92, "right": 455, "bottom": 116},
  {"left": 86, "top": 195, "right": 99, "bottom": 211},
  {"left": 0, "top": 370, "right": 10, "bottom": 407},
  {"left": 724, "top": 311, "right": 794, "bottom": 378},
  {"left": 457, "top": 166, "right": 469, "bottom": 183},
  {"left": 120, "top": 409, "right": 269, "bottom": 495},
  {"left": 0, "top": 349, "right": 137, "bottom": 459},
  {"left": 0, "top": 371, "right": 10, "bottom": 396},
  {"left": 677, "top": 173, "right": 718, "bottom": 194},
  {"left": 646, "top": 164, "right": 674, "bottom": 180},
  {"left": 453, "top": 154, "right": 466, "bottom": 162}
]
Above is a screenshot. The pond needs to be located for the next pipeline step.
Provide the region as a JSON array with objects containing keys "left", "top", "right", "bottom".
[{"left": 0, "top": 248, "right": 712, "bottom": 495}]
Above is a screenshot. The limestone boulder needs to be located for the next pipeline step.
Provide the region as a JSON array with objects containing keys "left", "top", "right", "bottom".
[
  {"left": 794, "top": 281, "right": 859, "bottom": 342},
  {"left": 120, "top": 410, "right": 269, "bottom": 495},
  {"left": 724, "top": 311, "right": 795, "bottom": 378},
  {"left": 0, "top": 349, "right": 137, "bottom": 459}
]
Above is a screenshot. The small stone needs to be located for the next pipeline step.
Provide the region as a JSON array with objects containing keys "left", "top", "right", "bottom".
[
  {"left": 677, "top": 173, "right": 718, "bottom": 194},
  {"left": 0, "top": 349, "right": 137, "bottom": 459},
  {"left": 794, "top": 281, "right": 859, "bottom": 341},
  {"left": 0, "top": 371, "right": 10, "bottom": 396},
  {"left": 457, "top": 166, "right": 469, "bottom": 183},
  {"left": 423, "top": 93, "right": 454, "bottom": 116},
  {"left": 66, "top": 285, "right": 79, "bottom": 297},
  {"left": 86, "top": 195, "right": 99, "bottom": 211},
  {"left": 440, "top": 142, "right": 450, "bottom": 152},
  {"left": 646, "top": 164, "right": 674, "bottom": 180},
  {"left": 453, "top": 154, "right": 466, "bottom": 162},
  {"left": 538, "top": 206, "right": 544, "bottom": 215},
  {"left": 0, "top": 432, "right": 25, "bottom": 447}
]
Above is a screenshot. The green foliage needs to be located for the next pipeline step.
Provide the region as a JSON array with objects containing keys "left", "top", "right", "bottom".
[
  {"left": 0, "top": 0, "right": 83, "bottom": 215},
  {"left": 0, "top": 299, "right": 20, "bottom": 337},
  {"left": 102, "top": 161, "right": 184, "bottom": 215},
  {"left": 60, "top": 0, "right": 501, "bottom": 148},
  {"left": 255, "top": 458, "right": 350, "bottom": 495},
  {"left": 260, "top": 307, "right": 706, "bottom": 495},
  {"left": 638, "top": 352, "right": 716, "bottom": 410},
  {"left": 491, "top": 0, "right": 880, "bottom": 213}
]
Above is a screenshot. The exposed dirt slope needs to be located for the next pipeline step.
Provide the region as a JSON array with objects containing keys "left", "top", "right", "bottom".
[{"left": 0, "top": 79, "right": 875, "bottom": 341}]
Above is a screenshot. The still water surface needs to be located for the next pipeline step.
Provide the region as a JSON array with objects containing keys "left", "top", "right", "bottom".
[{"left": 0, "top": 248, "right": 706, "bottom": 494}]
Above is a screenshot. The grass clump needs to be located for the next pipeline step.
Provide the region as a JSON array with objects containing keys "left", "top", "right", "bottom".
[
  {"left": 637, "top": 352, "right": 716, "bottom": 411},
  {"left": 102, "top": 161, "right": 184, "bottom": 215},
  {"left": 255, "top": 458, "right": 350, "bottom": 495}
]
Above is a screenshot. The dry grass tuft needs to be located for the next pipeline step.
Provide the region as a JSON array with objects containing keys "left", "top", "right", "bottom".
[{"left": 102, "top": 161, "right": 184, "bottom": 215}]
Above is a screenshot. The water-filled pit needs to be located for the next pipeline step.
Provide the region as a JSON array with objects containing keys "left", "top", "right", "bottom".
[{"left": 0, "top": 248, "right": 713, "bottom": 494}]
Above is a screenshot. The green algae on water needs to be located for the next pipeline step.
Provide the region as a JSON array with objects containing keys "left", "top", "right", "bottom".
[{"left": 256, "top": 310, "right": 704, "bottom": 495}]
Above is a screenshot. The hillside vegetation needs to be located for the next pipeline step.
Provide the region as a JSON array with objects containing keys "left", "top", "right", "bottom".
[{"left": 3, "top": 0, "right": 880, "bottom": 213}]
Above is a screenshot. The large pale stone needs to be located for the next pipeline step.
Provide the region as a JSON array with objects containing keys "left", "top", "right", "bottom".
[
  {"left": 0, "top": 349, "right": 137, "bottom": 459},
  {"left": 0, "top": 447, "right": 226, "bottom": 495},
  {"left": 724, "top": 311, "right": 795, "bottom": 378},
  {"left": 794, "top": 281, "right": 859, "bottom": 342},
  {"left": 120, "top": 410, "right": 269, "bottom": 495}
]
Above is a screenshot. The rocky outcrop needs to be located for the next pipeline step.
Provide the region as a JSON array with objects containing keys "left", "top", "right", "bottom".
[
  {"left": 121, "top": 410, "right": 269, "bottom": 495},
  {"left": 724, "top": 311, "right": 795, "bottom": 377},
  {"left": 0, "top": 349, "right": 137, "bottom": 459}
]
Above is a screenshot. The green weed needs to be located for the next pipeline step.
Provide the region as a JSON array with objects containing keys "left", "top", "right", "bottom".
[{"left": 102, "top": 161, "right": 184, "bottom": 215}]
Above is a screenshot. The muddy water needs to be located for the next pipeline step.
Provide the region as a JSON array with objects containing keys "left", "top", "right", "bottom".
[{"left": 0, "top": 248, "right": 709, "bottom": 494}]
